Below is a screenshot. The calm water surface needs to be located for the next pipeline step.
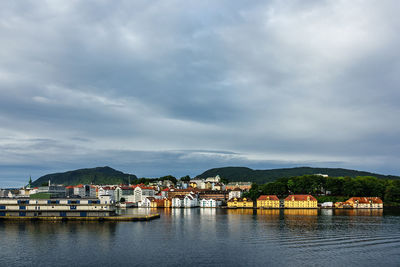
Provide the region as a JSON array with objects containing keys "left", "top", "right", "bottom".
[{"left": 1, "top": 208, "right": 400, "bottom": 267}]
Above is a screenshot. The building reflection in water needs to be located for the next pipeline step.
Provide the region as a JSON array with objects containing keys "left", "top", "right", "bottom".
[
  {"left": 226, "top": 208, "right": 255, "bottom": 215},
  {"left": 0, "top": 221, "right": 118, "bottom": 252},
  {"left": 257, "top": 209, "right": 280, "bottom": 217},
  {"left": 321, "top": 209, "right": 333, "bottom": 216},
  {"left": 283, "top": 209, "right": 318, "bottom": 231},
  {"left": 334, "top": 209, "right": 383, "bottom": 216}
]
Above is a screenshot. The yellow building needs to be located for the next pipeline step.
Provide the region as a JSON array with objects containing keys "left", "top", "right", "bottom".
[
  {"left": 227, "top": 197, "right": 253, "bottom": 208},
  {"left": 284, "top": 195, "right": 318, "bottom": 208},
  {"left": 163, "top": 198, "right": 172, "bottom": 208},
  {"left": 257, "top": 195, "right": 280, "bottom": 208}
]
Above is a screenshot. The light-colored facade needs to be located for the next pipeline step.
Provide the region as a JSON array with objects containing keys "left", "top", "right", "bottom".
[
  {"left": 337, "top": 197, "right": 383, "bottom": 209},
  {"left": 284, "top": 195, "right": 318, "bottom": 209},
  {"left": 226, "top": 182, "right": 252, "bottom": 191},
  {"left": 0, "top": 196, "right": 115, "bottom": 217},
  {"left": 172, "top": 195, "right": 185, "bottom": 207},
  {"left": 257, "top": 195, "right": 280, "bottom": 208},
  {"left": 228, "top": 188, "right": 243, "bottom": 200},
  {"left": 184, "top": 194, "right": 199, "bottom": 208},
  {"left": 199, "top": 198, "right": 221, "bottom": 208},
  {"left": 227, "top": 197, "right": 253, "bottom": 208}
]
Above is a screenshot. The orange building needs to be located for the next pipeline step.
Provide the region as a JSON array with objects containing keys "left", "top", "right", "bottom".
[{"left": 337, "top": 197, "right": 383, "bottom": 209}]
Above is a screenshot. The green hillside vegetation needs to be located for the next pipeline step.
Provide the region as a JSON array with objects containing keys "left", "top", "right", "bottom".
[
  {"left": 244, "top": 175, "right": 400, "bottom": 205},
  {"left": 31, "top": 166, "right": 137, "bottom": 186},
  {"left": 196, "top": 166, "right": 400, "bottom": 184}
]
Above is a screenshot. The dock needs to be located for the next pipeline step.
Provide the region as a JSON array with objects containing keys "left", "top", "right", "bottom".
[{"left": 0, "top": 213, "right": 160, "bottom": 222}]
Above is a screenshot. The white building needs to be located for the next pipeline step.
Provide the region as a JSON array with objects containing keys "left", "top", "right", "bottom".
[
  {"left": 172, "top": 195, "right": 185, "bottom": 208},
  {"left": 184, "top": 193, "right": 199, "bottom": 208},
  {"left": 206, "top": 175, "right": 221, "bottom": 183},
  {"left": 98, "top": 187, "right": 115, "bottom": 200},
  {"left": 73, "top": 185, "right": 96, "bottom": 198},
  {"left": 228, "top": 188, "right": 243, "bottom": 200},
  {"left": 199, "top": 198, "right": 221, "bottom": 208}
]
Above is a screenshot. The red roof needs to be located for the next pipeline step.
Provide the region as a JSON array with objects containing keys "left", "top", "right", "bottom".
[
  {"left": 257, "top": 195, "right": 279, "bottom": 201},
  {"left": 284, "top": 195, "right": 317, "bottom": 201},
  {"left": 347, "top": 197, "right": 383, "bottom": 204}
]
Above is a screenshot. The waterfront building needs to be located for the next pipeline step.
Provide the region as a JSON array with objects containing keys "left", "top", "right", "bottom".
[
  {"left": 199, "top": 198, "right": 222, "bottom": 208},
  {"left": 321, "top": 202, "right": 334, "bottom": 208},
  {"left": 341, "top": 197, "right": 383, "bottom": 209},
  {"left": 172, "top": 195, "right": 185, "bottom": 207},
  {"left": 198, "top": 190, "right": 228, "bottom": 201},
  {"left": 0, "top": 195, "right": 115, "bottom": 217},
  {"left": 228, "top": 188, "right": 243, "bottom": 200},
  {"left": 227, "top": 197, "right": 253, "bottom": 208},
  {"left": 138, "top": 196, "right": 158, "bottom": 208},
  {"left": 164, "top": 198, "right": 172, "bottom": 208},
  {"left": 284, "top": 195, "right": 318, "bottom": 208},
  {"left": 225, "top": 182, "right": 252, "bottom": 191},
  {"left": 257, "top": 195, "right": 280, "bottom": 208},
  {"left": 184, "top": 193, "right": 199, "bottom": 208},
  {"left": 98, "top": 186, "right": 116, "bottom": 201},
  {"left": 168, "top": 189, "right": 196, "bottom": 198}
]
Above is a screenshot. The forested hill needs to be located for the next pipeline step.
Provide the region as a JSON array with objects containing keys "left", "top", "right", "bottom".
[
  {"left": 31, "top": 166, "right": 137, "bottom": 186},
  {"left": 196, "top": 167, "right": 400, "bottom": 184}
]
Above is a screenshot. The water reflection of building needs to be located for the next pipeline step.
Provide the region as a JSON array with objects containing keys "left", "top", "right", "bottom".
[
  {"left": 334, "top": 209, "right": 383, "bottom": 216},
  {"left": 284, "top": 209, "right": 318, "bottom": 230},
  {"left": 226, "top": 208, "right": 255, "bottom": 215},
  {"left": 257, "top": 209, "right": 280, "bottom": 217},
  {"left": 320, "top": 209, "right": 333, "bottom": 216},
  {"left": 284, "top": 209, "right": 318, "bottom": 216},
  {"left": 200, "top": 208, "right": 216, "bottom": 216}
]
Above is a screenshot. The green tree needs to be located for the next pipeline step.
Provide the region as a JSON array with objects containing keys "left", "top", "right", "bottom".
[{"left": 180, "top": 175, "right": 191, "bottom": 182}]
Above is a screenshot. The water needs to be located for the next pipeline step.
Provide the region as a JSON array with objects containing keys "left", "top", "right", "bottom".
[{"left": 1, "top": 208, "right": 400, "bottom": 267}]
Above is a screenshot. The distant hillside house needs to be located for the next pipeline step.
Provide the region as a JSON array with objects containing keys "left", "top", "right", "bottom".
[
  {"left": 257, "top": 195, "right": 280, "bottom": 209},
  {"left": 225, "top": 182, "right": 252, "bottom": 191},
  {"left": 284, "top": 195, "right": 317, "bottom": 209}
]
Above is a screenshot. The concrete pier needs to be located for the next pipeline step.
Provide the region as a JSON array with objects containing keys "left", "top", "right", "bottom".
[{"left": 0, "top": 213, "right": 160, "bottom": 222}]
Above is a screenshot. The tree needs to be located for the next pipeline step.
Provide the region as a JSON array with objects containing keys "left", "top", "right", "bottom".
[
  {"left": 159, "top": 175, "right": 177, "bottom": 184},
  {"left": 180, "top": 175, "right": 191, "bottom": 182}
]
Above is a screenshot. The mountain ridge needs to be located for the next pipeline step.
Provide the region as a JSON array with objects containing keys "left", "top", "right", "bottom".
[
  {"left": 31, "top": 166, "right": 137, "bottom": 186},
  {"left": 196, "top": 166, "right": 400, "bottom": 184}
]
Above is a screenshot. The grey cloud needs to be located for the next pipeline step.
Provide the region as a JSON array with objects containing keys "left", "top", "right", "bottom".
[{"left": 1, "top": 0, "right": 400, "bottom": 186}]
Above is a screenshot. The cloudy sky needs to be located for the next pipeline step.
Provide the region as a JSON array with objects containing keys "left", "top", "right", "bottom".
[{"left": 1, "top": 0, "right": 400, "bottom": 187}]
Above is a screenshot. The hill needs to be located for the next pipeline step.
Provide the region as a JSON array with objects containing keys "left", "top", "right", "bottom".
[
  {"left": 196, "top": 166, "right": 400, "bottom": 184},
  {"left": 31, "top": 166, "right": 137, "bottom": 186}
]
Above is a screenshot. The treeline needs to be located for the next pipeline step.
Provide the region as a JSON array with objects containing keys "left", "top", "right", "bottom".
[{"left": 244, "top": 175, "right": 400, "bottom": 204}]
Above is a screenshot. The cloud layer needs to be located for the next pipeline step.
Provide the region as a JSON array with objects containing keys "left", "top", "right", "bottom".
[{"left": 1, "top": 0, "right": 400, "bottom": 186}]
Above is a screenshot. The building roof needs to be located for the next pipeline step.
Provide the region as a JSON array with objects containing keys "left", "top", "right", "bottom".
[
  {"left": 226, "top": 182, "right": 252, "bottom": 186},
  {"left": 227, "top": 197, "right": 252, "bottom": 202},
  {"left": 347, "top": 197, "right": 383, "bottom": 204},
  {"left": 257, "top": 195, "right": 279, "bottom": 201},
  {"left": 284, "top": 195, "right": 317, "bottom": 201}
]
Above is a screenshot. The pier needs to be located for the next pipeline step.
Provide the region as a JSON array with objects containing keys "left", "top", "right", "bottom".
[{"left": 0, "top": 213, "right": 160, "bottom": 222}]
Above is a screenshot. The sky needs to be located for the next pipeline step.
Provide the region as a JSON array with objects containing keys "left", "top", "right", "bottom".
[{"left": 1, "top": 0, "right": 400, "bottom": 187}]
